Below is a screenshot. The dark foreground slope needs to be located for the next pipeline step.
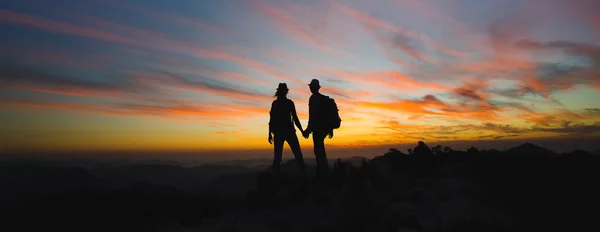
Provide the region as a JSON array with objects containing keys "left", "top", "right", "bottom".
[{"left": 1, "top": 143, "right": 599, "bottom": 232}]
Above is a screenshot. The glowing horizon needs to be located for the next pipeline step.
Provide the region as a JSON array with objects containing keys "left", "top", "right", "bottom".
[{"left": 1, "top": 0, "right": 599, "bottom": 153}]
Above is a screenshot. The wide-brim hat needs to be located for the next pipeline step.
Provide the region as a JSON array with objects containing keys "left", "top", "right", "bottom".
[
  {"left": 308, "top": 79, "right": 320, "bottom": 87},
  {"left": 277, "top": 83, "right": 289, "bottom": 90}
]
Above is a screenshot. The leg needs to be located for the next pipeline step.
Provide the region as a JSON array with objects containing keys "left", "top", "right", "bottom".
[
  {"left": 273, "top": 133, "right": 285, "bottom": 174},
  {"left": 312, "top": 131, "right": 329, "bottom": 179},
  {"left": 286, "top": 132, "right": 306, "bottom": 174}
]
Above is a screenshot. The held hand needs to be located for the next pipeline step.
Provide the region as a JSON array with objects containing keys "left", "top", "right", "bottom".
[
  {"left": 302, "top": 131, "right": 309, "bottom": 139},
  {"left": 268, "top": 134, "right": 273, "bottom": 144}
]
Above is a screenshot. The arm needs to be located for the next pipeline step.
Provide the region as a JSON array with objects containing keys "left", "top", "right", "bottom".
[
  {"left": 305, "top": 96, "right": 314, "bottom": 134},
  {"left": 268, "top": 102, "right": 274, "bottom": 144},
  {"left": 290, "top": 101, "right": 303, "bottom": 133},
  {"left": 269, "top": 102, "right": 274, "bottom": 134}
]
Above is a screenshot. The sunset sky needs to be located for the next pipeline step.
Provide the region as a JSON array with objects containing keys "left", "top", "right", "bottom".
[{"left": 1, "top": 0, "right": 599, "bottom": 157}]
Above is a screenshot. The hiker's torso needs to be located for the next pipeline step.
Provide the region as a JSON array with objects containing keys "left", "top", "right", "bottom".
[
  {"left": 309, "top": 93, "right": 328, "bottom": 130},
  {"left": 270, "top": 98, "right": 295, "bottom": 133}
]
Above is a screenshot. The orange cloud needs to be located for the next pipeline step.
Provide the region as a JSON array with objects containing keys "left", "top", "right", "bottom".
[
  {"left": 359, "top": 94, "right": 502, "bottom": 121},
  {"left": 520, "top": 76, "right": 550, "bottom": 97},
  {"left": 7, "top": 83, "right": 126, "bottom": 99},
  {"left": 519, "top": 112, "right": 558, "bottom": 127},
  {"left": 380, "top": 120, "right": 437, "bottom": 132},
  {"left": 518, "top": 109, "right": 587, "bottom": 127},
  {"left": 386, "top": 71, "right": 449, "bottom": 91},
  {"left": 0, "top": 98, "right": 268, "bottom": 120},
  {"left": 0, "top": 99, "right": 135, "bottom": 117},
  {"left": 451, "top": 79, "right": 489, "bottom": 102}
]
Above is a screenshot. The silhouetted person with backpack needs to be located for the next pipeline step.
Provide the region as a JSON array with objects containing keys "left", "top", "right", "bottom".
[
  {"left": 302, "top": 79, "right": 341, "bottom": 182},
  {"left": 268, "top": 83, "right": 306, "bottom": 175}
]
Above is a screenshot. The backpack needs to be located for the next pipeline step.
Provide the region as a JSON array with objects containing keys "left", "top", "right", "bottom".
[{"left": 321, "top": 95, "right": 342, "bottom": 130}]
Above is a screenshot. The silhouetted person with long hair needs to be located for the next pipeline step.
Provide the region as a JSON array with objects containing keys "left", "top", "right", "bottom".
[
  {"left": 302, "top": 79, "right": 333, "bottom": 181},
  {"left": 268, "top": 83, "right": 306, "bottom": 175}
]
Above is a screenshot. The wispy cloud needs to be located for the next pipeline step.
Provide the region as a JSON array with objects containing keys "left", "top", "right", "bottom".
[
  {"left": 514, "top": 40, "right": 600, "bottom": 91},
  {"left": 0, "top": 9, "right": 298, "bottom": 85},
  {"left": 1, "top": 97, "right": 268, "bottom": 120},
  {"left": 99, "top": 0, "right": 233, "bottom": 36},
  {"left": 334, "top": 1, "right": 465, "bottom": 60},
  {"left": 134, "top": 72, "right": 273, "bottom": 102},
  {"left": 0, "top": 65, "right": 147, "bottom": 99},
  {"left": 518, "top": 109, "right": 589, "bottom": 127},
  {"left": 378, "top": 119, "right": 600, "bottom": 143},
  {"left": 323, "top": 69, "right": 448, "bottom": 93},
  {"left": 249, "top": 0, "right": 339, "bottom": 54},
  {"left": 359, "top": 94, "right": 503, "bottom": 121},
  {"left": 0, "top": 64, "right": 271, "bottom": 120},
  {"left": 0, "top": 9, "right": 149, "bottom": 46}
]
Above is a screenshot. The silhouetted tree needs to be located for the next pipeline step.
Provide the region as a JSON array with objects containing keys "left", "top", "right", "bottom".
[
  {"left": 432, "top": 145, "right": 444, "bottom": 155},
  {"left": 387, "top": 148, "right": 404, "bottom": 156},
  {"left": 444, "top": 146, "right": 453, "bottom": 153},
  {"left": 413, "top": 141, "right": 433, "bottom": 156},
  {"left": 467, "top": 147, "right": 479, "bottom": 154}
]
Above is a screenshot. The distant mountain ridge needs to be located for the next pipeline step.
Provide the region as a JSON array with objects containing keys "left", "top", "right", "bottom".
[{"left": 505, "top": 142, "right": 558, "bottom": 156}]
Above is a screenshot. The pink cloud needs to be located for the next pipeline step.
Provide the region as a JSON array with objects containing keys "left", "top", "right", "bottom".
[
  {"left": 132, "top": 73, "right": 274, "bottom": 103},
  {"left": 323, "top": 69, "right": 449, "bottom": 93},
  {"left": 334, "top": 2, "right": 466, "bottom": 59},
  {"left": 194, "top": 48, "right": 302, "bottom": 84},
  {"left": 249, "top": 0, "right": 337, "bottom": 54}
]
